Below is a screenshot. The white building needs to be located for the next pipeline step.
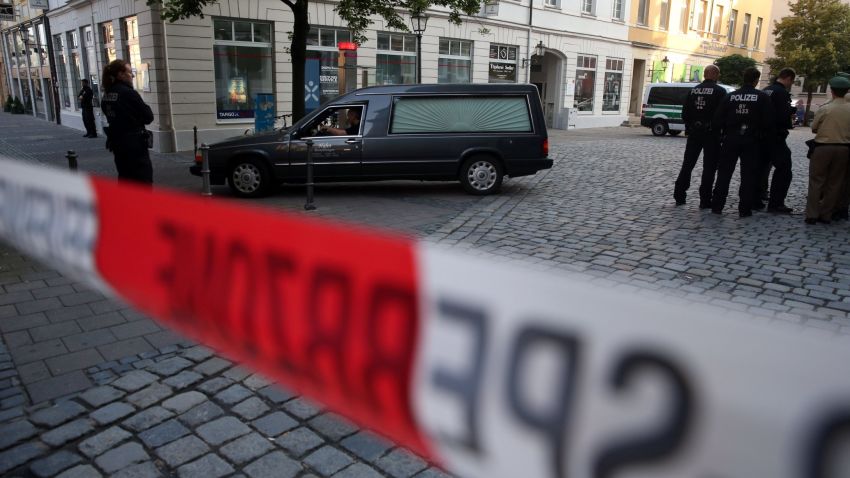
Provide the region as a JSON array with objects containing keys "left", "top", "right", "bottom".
[{"left": 1, "top": 0, "right": 634, "bottom": 152}]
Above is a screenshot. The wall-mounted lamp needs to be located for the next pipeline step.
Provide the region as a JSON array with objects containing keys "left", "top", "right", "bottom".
[
  {"left": 522, "top": 41, "right": 546, "bottom": 68},
  {"left": 648, "top": 55, "right": 670, "bottom": 77}
]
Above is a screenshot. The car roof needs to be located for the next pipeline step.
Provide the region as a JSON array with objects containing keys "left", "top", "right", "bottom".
[
  {"left": 332, "top": 83, "right": 538, "bottom": 101},
  {"left": 645, "top": 82, "right": 735, "bottom": 91}
]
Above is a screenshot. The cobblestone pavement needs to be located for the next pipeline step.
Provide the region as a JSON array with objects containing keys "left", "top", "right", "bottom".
[{"left": 2, "top": 112, "right": 850, "bottom": 477}]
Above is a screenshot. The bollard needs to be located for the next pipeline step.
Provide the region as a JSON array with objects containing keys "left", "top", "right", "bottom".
[
  {"left": 200, "top": 143, "right": 212, "bottom": 197},
  {"left": 66, "top": 150, "right": 77, "bottom": 171},
  {"left": 304, "top": 139, "right": 316, "bottom": 210},
  {"left": 193, "top": 126, "right": 198, "bottom": 159}
]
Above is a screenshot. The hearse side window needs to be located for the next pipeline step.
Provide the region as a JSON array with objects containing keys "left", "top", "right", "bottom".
[
  {"left": 390, "top": 96, "right": 532, "bottom": 134},
  {"left": 647, "top": 87, "right": 689, "bottom": 105}
]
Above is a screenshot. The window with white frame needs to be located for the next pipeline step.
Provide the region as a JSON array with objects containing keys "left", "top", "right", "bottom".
[
  {"left": 438, "top": 38, "right": 472, "bottom": 84},
  {"left": 306, "top": 26, "right": 352, "bottom": 104},
  {"left": 696, "top": 1, "right": 708, "bottom": 31},
  {"left": 711, "top": 5, "right": 723, "bottom": 36},
  {"left": 544, "top": 0, "right": 559, "bottom": 7},
  {"left": 122, "top": 17, "right": 143, "bottom": 90},
  {"left": 581, "top": 0, "right": 594, "bottom": 15},
  {"left": 488, "top": 44, "right": 518, "bottom": 83},
  {"left": 100, "top": 22, "right": 116, "bottom": 66},
  {"left": 741, "top": 13, "right": 751, "bottom": 46},
  {"left": 574, "top": 55, "right": 596, "bottom": 112},
  {"left": 727, "top": 10, "right": 737, "bottom": 44},
  {"left": 754, "top": 17, "right": 763, "bottom": 49},
  {"left": 67, "top": 30, "right": 82, "bottom": 107},
  {"left": 212, "top": 18, "right": 274, "bottom": 120},
  {"left": 603, "top": 58, "right": 623, "bottom": 112},
  {"left": 82, "top": 26, "right": 99, "bottom": 104},
  {"left": 637, "top": 0, "right": 649, "bottom": 26},
  {"left": 659, "top": 0, "right": 671, "bottom": 30},
  {"left": 612, "top": 0, "right": 624, "bottom": 20},
  {"left": 376, "top": 32, "right": 416, "bottom": 85},
  {"left": 679, "top": 1, "right": 690, "bottom": 33}
]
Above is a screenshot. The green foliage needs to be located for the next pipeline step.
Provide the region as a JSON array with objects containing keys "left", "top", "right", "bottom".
[
  {"left": 766, "top": 0, "right": 850, "bottom": 91},
  {"left": 3, "top": 94, "right": 11, "bottom": 113},
  {"left": 713, "top": 54, "right": 757, "bottom": 86},
  {"left": 11, "top": 97, "right": 24, "bottom": 114}
]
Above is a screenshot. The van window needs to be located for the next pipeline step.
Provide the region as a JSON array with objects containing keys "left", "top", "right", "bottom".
[
  {"left": 390, "top": 96, "right": 532, "bottom": 134},
  {"left": 647, "top": 87, "right": 689, "bottom": 105}
]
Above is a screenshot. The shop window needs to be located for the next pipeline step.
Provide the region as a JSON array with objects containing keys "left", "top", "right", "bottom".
[
  {"left": 488, "top": 44, "right": 518, "bottom": 83},
  {"left": 67, "top": 30, "right": 82, "bottom": 106},
  {"left": 53, "top": 34, "right": 70, "bottom": 108},
  {"left": 438, "top": 38, "right": 472, "bottom": 84},
  {"left": 122, "top": 17, "right": 144, "bottom": 91},
  {"left": 376, "top": 32, "right": 416, "bottom": 85},
  {"left": 602, "top": 58, "right": 623, "bottom": 112},
  {"left": 213, "top": 18, "right": 274, "bottom": 120},
  {"left": 574, "top": 55, "right": 597, "bottom": 112},
  {"left": 306, "top": 27, "right": 352, "bottom": 104},
  {"left": 100, "top": 22, "right": 116, "bottom": 66}
]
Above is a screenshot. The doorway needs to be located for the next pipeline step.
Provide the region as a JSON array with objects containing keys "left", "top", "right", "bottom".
[
  {"left": 629, "top": 59, "right": 646, "bottom": 115},
  {"left": 530, "top": 50, "right": 566, "bottom": 128}
]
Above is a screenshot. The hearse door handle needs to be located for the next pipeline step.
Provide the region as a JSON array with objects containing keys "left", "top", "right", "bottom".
[{"left": 345, "top": 138, "right": 361, "bottom": 144}]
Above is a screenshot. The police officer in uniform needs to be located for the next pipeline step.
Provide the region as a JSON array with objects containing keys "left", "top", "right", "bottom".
[
  {"left": 807, "top": 75, "right": 850, "bottom": 224},
  {"left": 78, "top": 79, "right": 97, "bottom": 138},
  {"left": 711, "top": 67, "right": 775, "bottom": 217},
  {"left": 100, "top": 59, "right": 154, "bottom": 184},
  {"left": 756, "top": 68, "right": 796, "bottom": 213},
  {"left": 674, "top": 64, "right": 727, "bottom": 208}
]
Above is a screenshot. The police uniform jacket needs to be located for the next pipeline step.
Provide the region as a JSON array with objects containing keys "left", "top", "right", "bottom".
[
  {"left": 763, "top": 81, "right": 793, "bottom": 136},
  {"left": 101, "top": 82, "right": 153, "bottom": 138},
  {"left": 681, "top": 79, "right": 727, "bottom": 133},
  {"left": 712, "top": 85, "right": 775, "bottom": 140},
  {"left": 78, "top": 86, "right": 94, "bottom": 109}
]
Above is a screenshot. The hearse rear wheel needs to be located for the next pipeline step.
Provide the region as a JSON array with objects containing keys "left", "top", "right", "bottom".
[{"left": 460, "top": 156, "right": 503, "bottom": 195}]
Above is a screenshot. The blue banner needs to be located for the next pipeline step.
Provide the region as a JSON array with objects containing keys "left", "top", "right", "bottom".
[
  {"left": 305, "top": 59, "right": 321, "bottom": 113},
  {"left": 254, "top": 93, "right": 275, "bottom": 133}
]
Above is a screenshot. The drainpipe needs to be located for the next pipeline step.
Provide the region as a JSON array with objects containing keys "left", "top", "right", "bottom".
[{"left": 525, "top": 0, "right": 533, "bottom": 83}]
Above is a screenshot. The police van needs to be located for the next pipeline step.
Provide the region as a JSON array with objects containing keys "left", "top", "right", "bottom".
[{"left": 641, "top": 82, "right": 734, "bottom": 136}]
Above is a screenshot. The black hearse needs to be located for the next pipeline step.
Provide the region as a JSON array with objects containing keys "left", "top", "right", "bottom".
[{"left": 191, "top": 84, "right": 552, "bottom": 197}]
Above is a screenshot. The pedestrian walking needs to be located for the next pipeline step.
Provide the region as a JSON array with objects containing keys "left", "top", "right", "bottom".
[
  {"left": 100, "top": 59, "right": 154, "bottom": 184},
  {"left": 805, "top": 75, "right": 850, "bottom": 225},
  {"left": 711, "top": 67, "right": 774, "bottom": 217},
  {"left": 755, "top": 68, "right": 796, "bottom": 213},
  {"left": 78, "top": 79, "right": 97, "bottom": 138},
  {"left": 673, "top": 64, "right": 727, "bottom": 208}
]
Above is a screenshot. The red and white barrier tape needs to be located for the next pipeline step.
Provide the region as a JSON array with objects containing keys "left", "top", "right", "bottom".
[{"left": 1, "top": 158, "right": 849, "bottom": 478}]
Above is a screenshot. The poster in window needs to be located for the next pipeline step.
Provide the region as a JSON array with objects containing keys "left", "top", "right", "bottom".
[
  {"left": 489, "top": 62, "right": 516, "bottom": 83},
  {"left": 228, "top": 77, "right": 247, "bottom": 104}
]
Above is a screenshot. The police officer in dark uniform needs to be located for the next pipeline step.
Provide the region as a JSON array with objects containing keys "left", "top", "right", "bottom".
[
  {"left": 711, "top": 67, "right": 775, "bottom": 217},
  {"left": 78, "top": 79, "right": 97, "bottom": 138},
  {"left": 756, "top": 68, "right": 796, "bottom": 213},
  {"left": 674, "top": 64, "right": 727, "bottom": 208},
  {"left": 100, "top": 59, "right": 154, "bottom": 184}
]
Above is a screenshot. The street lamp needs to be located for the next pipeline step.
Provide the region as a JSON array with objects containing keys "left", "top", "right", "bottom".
[
  {"left": 648, "top": 55, "right": 670, "bottom": 80},
  {"left": 410, "top": 10, "right": 429, "bottom": 83},
  {"left": 522, "top": 41, "right": 546, "bottom": 68}
]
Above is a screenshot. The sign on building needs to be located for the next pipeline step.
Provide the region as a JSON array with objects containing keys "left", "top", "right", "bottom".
[{"left": 29, "top": 0, "right": 48, "bottom": 10}]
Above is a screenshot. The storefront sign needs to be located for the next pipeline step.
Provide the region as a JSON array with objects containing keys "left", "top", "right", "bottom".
[
  {"left": 488, "top": 63, "right": 516, "bottom": 83},
  {"left": 700, "top": 41, "right": 728, "bottom": 54},
  {"left": 217, "top": 110, "right": 253, "bottom": 120},
  {"left": 305, "top": 59, "right": 321, "bottom": 113},
  {"left": 30, "top": 0, "right": 48, "bottom": 9},
  {"left": 254, "top": 93, "right": 275, "bottom": 133}
]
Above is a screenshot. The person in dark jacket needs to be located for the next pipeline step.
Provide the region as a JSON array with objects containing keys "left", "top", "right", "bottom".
[
  {"left": 673, "top": 64, "right": 727, "bottom": 208},
  {"left": 711, "top": 67, "right": 775, "bottom": 217},
  {"left": 78, "top": 79, "right": 97, "bottom": 138},
  {"left": 755, "top": 68, "right": 796, "bottom": 213},
  {"left": 100, "top": 59, "right": 154, "bottom": 184}
]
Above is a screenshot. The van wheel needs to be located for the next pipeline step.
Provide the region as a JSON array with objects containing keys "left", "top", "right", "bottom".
[
  {"left": 229, "top": 157, "right": 272, "bottom": 198},
  {"left": 460, "top": 156, "right": 503, "bottom": 195},
  {"left": 651, "top": 120, "right": 669, "bottom": 136},
  {"left": 668, "top": 130, "right": 682, "bottom": 136}
]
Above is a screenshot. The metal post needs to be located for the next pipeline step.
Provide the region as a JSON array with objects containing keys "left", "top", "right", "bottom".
[
  {"left": 416, "top": 33, "right": 422, "bottom": 84},
  {"left": 304, "top": 139, "right": 316, "bottom": 210},
  {"left": 200, "top": 143, "right": 212, "bottom": 197},
  {"left": 66, "top": 150, "right": 77, "bottom": 171}
]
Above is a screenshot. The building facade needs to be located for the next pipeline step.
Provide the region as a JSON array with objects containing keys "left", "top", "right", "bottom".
[
  {"left": 627, "top": 0, "right": 774, "bottom": 116},
  {"left": 2, "top": 0, "right": 636, "bottom": 152}
]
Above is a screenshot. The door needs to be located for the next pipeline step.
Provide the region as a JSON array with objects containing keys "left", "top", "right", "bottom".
[
  {"left": 629, "top": 59, "right": 646, "bottom": 115},
  {"left": 288, "top": 104, "right": 364, "bottom": 179}
]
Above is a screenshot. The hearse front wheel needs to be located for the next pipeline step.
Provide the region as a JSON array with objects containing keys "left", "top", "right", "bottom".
[
  {"left": 229, "top": 157, "right": 273, "bottom": 198},
  {"left": 460, "top": 156, "right": 504, "bottom": 195}
]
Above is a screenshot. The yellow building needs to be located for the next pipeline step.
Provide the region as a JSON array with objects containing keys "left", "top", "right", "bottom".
[{"left": 626, "top": 0, "right": 774, "bottom": 116}]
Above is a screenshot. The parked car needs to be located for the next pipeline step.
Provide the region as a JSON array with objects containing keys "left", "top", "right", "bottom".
[
  {"left": 640, "top": 82, "right": 735, "bottom": 136},
  {"left": 190, "top": 83, "right": 552, "bottom": 197}
]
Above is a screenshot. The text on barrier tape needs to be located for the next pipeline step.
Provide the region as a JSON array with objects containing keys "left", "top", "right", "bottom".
[{"left": 1, "top": 157, "right": 849, "bottom": 478}]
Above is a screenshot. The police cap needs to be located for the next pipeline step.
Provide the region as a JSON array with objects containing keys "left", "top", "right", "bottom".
[{"left": 829, "top": 75, "right": 850, "bottom": 88}]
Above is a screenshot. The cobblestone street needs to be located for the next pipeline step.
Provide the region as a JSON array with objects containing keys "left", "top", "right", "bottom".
[{"left": 1, "top": 111, "right": 849, "bottom": 477}]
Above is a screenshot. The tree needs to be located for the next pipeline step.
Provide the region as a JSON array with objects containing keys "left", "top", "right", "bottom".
[
  {"left": 766, "top": 0, "right": 850, "bottom": 121},
  {"left": 713, "top": 54, "right": 756, "bottom": 87},
  {"left": 147, "top": 0, "right": 480, "bottom": 121}
]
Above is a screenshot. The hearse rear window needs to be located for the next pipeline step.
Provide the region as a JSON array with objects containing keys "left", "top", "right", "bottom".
[{"left": 390, "top": 96, "right": 532, "bottom": 134}]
